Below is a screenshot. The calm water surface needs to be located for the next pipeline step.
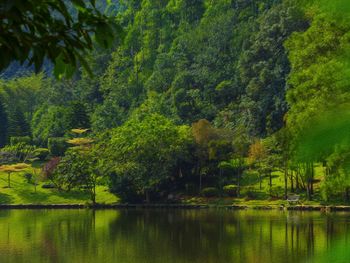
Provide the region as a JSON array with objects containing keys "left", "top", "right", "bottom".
[{"left": 0, "top": 209, "right": 349, "bottom": 263}]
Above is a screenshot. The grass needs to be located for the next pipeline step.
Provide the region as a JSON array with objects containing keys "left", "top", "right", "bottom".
[
  {"left": 183, "top": 163, "right": 350, "bottom": 207},
  {"left": 0, "top": 162, "right": 346, "bottom": 207},
  {"left": 0, "top": 168, "right": 119, "bottom": 205}
]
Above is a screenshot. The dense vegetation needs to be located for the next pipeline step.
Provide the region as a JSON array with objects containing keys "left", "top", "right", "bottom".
[{"left": 0, "top": 0, "right": 349, "bottom": 204}]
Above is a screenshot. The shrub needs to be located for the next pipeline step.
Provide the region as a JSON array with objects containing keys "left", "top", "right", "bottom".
[
  {"left": 270, "top": 186, "right": 284, "bottom": 198},
  {"left": 10, "top": 136, "right": 31, "bottom": 145},
  {"left": 34, "top": 148, "right": 50, "bottom": 161},
  {"left": 41, "top": 183, "right": 56, "bottom": 189},
  {"left": 201, "top": 187, "right": 219, "bottom": 197},
  {"left": 48, "top": 137, "right": 69, "bottom": 156},
  {"left": 42, "top": 157, "right": 61, "bottom": 182},
  {"left": 109, "top": 173, "right": 143, "bottom": 203},
  {"left": 320, "top": 175, "right": 346, "bottom": 202},
  {"left": 241, "top": 186, "right": 257, "bottom": 199},
  {"left": 223, "top": 185, "right": 238, "bottom": 197},
  {"left": 0, "top": 143, "right": 35, "bottom": 162},
  {"left": 24, "top": 173, "right": 33, "bottom": 183}
]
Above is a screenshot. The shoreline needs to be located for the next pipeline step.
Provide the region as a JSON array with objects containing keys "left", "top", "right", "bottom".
[{"left": 1, "top": 203, "right": 350, "bottom": 211}]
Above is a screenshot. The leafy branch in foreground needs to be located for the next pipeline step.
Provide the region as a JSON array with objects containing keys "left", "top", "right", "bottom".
[{"left": 0, "top": 0, "right": 123, "bottom": 78}]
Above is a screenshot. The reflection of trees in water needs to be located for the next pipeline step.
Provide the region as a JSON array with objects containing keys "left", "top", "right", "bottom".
[
  {"left": 107, "top": 210, "right": 350, "bottom": 263},
  {"left": 107, "top": 209, "right": 239, "bottom": 262},
  {"left": 0, "top": 210, "right": 350, "bottom": 263},
  {"left": 38, "top": 210, "right": 97, "bottom": 263},
  {"left": 0, "top": 210, "right": 118, "bottom": 263}
]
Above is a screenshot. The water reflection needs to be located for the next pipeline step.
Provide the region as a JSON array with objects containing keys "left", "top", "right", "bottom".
[{"left": 0, "top": 209, "right": 349, "bottom": 263}]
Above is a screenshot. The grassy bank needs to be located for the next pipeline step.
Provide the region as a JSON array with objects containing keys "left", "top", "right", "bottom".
[
  {"left": 0, "top": 169, "right": 119, "bottom": 205},
  {"left": 0, "top": 162, "right": 346, "bottom": 207}
]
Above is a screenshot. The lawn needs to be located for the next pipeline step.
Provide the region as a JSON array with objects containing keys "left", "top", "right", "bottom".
[
  {"left": 0, "top": 168, "right": 119, "bottom": 205},
  {"left": 183, "top": 163, "right": 347, "bottom": 207},
  {"left": 0, "top": 162, "right": 341, "bottom": 206}
]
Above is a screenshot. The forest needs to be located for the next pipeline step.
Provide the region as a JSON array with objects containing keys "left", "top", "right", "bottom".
[{"left": 0, "top": 0, "right": 349, "bottom": 205}]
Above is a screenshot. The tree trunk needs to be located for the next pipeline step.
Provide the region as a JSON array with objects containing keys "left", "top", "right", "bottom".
[
  {"left": 145, "top": 190, "right": 150, "bottom": 203},
  {"left": 91, "top": 184, "right": 96, "bottom": 205},
  {"left": 345, "top": 187, "right": 350, "bottom": 202},
  {"left": 306, "top": 162, "right": 314, "bottom": 201},
  {"left": 237, "top": 170, "right": 241, "bottom": 197},
  {"left": 295, "top": 170, "right": 300, "bottom": 191},
  {"left": 310, "top": 163, "right": 314, "bottom": 196},
  {"left": 306, "top": 181, "right": 310, "bottom": 200},
  {"left": 259, "top": 173, "right": 262, "bottom": 190},
  {"left": 269, "top": 172, "right": 272, "bottom": 196},
  {"left": 284, "top": 167, "right": 288, "bottom": 200}
]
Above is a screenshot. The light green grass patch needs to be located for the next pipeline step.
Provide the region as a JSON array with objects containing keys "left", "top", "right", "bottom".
[{"left": 0, "top": 170, "right": 119, "bottom": 205}]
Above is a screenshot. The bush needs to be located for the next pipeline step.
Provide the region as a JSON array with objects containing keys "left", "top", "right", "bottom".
[
  {"left": 109, "top": 173, "right": 143, "bottom": 203},
  {"left": 223, "top": 185, "right": 238, "bottom": 197},
  {"left": 10, "top": 136, "right": 31, "bottom": 145},
  {"left": 0, "top": 143, "right": 35, "bottom": 162},
  {"left": 24, "top": 173, "right": 33, "bottom": 183},
  {"left": 48, "top": 137, "right": 69, "bottom": 156},
  {"left": 320, "top": 175, "right": 346, "bottom": 202},
  {"left": 42, "top": 157, "right": 61, "bottom": 182},
  {"left": 34, "top": 148, "right": 50, "bottom": 161},
  {"left": 270, "top": 186, "right": 284, "bottom": 198},
  {"left": 241, "top": 186, "right": 257, "bottom": 199},
  {"left": 41, "top": 183, "right": 56, "bottom": 189},
  {"left": 201, "top": 187, "right": 219, "bottom": 197}
]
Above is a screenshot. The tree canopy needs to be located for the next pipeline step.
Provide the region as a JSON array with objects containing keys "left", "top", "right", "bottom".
[{"left": 0, "top": 0, "right": 121, "bottom": 78}]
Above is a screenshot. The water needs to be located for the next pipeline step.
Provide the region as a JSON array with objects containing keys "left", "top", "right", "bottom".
[{"left": 0, "top": 209, "right": 349, "bottom": 263}]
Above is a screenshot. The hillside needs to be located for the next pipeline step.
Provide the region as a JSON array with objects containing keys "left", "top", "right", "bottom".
[{"left": 0, "top": 0, "right": 349, "bottom": 205}]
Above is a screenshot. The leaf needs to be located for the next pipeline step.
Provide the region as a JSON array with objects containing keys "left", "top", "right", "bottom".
[
  {"left": 72, "top": 0, "right": 86, "bottom": 8},
  {"left": 54, "top": 53, "right": 76, "bottom": 79},
  {"left": 75, "top": 52, "right": 93, "bottom": 78},
  {"left": 95, "top": 23, "right": 115, "bottom": 49}
]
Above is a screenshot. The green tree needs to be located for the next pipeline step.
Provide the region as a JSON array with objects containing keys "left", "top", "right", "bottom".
[
  {"left": 0, "top": 97, "right": 8, "bottom": 147},
  {"left": 219, "top": 158, "right": 247, "bottom": 197},
  {"left": 31, "top": 105, "right": 70, "bottom": 145},
  {"left": 100, "top": 113, "right": 191, "bottom": 202},
  {"left": 7, "top": 107, "right": 30, "bottom": 139},
  {"left": 0, "top": 0, "right": 119, "bottom": 77},
  {"left": 0, "top": 163, "right": 30, "bottom": 188},
  {"left": 237, "top": 0, "right": 307, "bottom": 136},
  {"left": 53, "top": 149, "right": 101, "bottom": 204},
  {"left": 67, "top": 101, "right": 91, "bottom": 129},
  {"left": 248, "top": 139, "right": 268, "bottom": 190}
]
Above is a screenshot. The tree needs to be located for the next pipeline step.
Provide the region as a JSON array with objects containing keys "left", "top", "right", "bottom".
[
  {"left": 53, "top": 149, "right": 101, "bottom": 204},
  {"left": 42, "top": 157, "right": 61, "bottom": 185},
  {"left": 274, "top": 128, "right": 292, "bottom": 199},
  {"left": 285, "top": 4, "right": 350, "bottom": 142},
  {"left": 237, "top": 0, "right": 307, "bottom": 136},
  {"left": 0, "top": 97, "right": 8, "bottom": 147},
  {"left": 284, "top": 2, "right": 350, "bottom": 199},
  {"left": 219, "top": 158, "right": 247, "bottom": 196},
  {"left": 248, "top": 140, "right": 268, "bottom": 190},
  {"left": 31, "top": 105, "right": 71, "bottom": 145},
  {"left": 67, "top": 102, "right": 90, "bottom": 129},
  {"left": 192, "top": 119, "right": 218, "bottom": 192},
  {"left": 0, "top": 0, "right": 120, "bottom": 78},
  {"left": 7, "top": 107, "right": 30, "bottom": 139},
  {"left": 101, "top": 113, "right": 191, "bottom": 202},
  {"left": 0, "top": 142, "right": 36, "bottom": 163},
  {"left": 0, "top": 163, "right": 30, "bottom": 188}
]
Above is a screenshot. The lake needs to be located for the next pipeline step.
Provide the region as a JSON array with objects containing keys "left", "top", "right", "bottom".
[{"left": 0, "top": 209, "right": 349, "bottom": 263}]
